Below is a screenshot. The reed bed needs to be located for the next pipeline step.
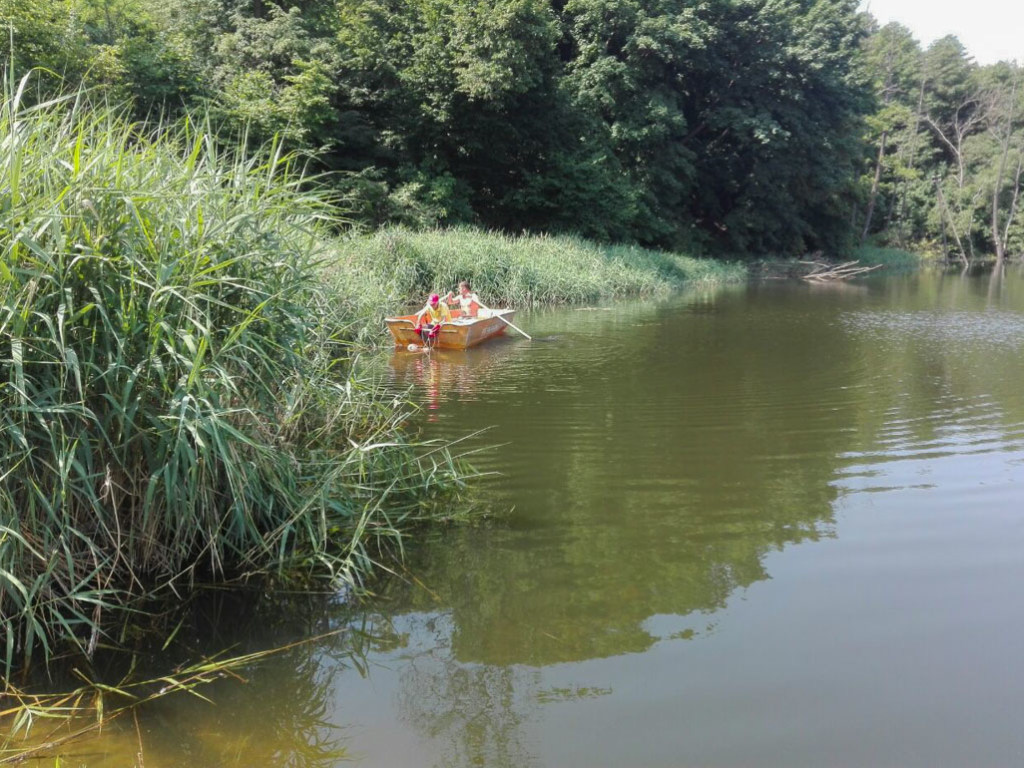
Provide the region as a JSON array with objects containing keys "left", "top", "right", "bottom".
[
  {"left": 0, "top": 75, "right": 467, "bottom": 678},
  {"left": 851, "top": 245, "right": 922, "bottom": 269},
  {"left": 326, "top": 227, "right": 747, "bottom": 335}
]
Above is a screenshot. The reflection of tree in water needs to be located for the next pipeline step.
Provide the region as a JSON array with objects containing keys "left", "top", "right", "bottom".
[
  {"left": 139, "top": 651, "right": 343, "bottom": 768},
  {"left": 34, "top": 272, "right": 1024, "bottom": 768},
  {"left": 353, "top": 291, "right": 847, "bottom": 767},
  {"left": 386, "top": 275, "right": 1024, "bottom": 670},
  {"left": 381, "top": 288, "right": 847, "bottom": 666},
  {"left": 373, "top": 272, "right": 1024, "bottom": 764},
  {"left": 390, "top": 613, "right": 542, "bottom": 768}
]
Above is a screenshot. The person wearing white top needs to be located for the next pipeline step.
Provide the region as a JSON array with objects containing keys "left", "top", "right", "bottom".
[{"left": 445, "top": 281, "right": 483, "bottom": 318}]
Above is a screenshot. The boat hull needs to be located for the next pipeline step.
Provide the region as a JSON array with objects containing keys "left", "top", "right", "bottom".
[{"left": 385, "top": 309, "right": 514, "bottom": 350}]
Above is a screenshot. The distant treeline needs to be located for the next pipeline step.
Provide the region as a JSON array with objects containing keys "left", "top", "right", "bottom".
[
  {"left": 860, "top": 25, "right": 1023, "bottom": 264},
  {"left": 2, "top": 1, "right": 1021, "bottom": 259}
]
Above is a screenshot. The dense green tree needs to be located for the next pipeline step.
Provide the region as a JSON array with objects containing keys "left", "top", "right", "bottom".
[
  {"left": 686, "top": 0, "right": 869, "bottom": 253},
  {"left": 1, "top": 0, "right": 90, "bottom": 81},
  {"left": 559, "top": 0, "right": 700, "bottom": 246},
  {"left": 17, "top": 0, "right": 983, "bottom": 257},
  {"left": 332, "top": 0, "right": 637, "bottom": 237},
  {"left": 858, "top": 22, "right": 920, "bottom": 242},
  {"left": 206, "top": 3, "right": 340, "bottom": 145},
  {"left": 857, "top": 23, "right": 1024, "bottom": 261},
  {"left": 561, "top": 0, "right": 870, "bottom": 252}
]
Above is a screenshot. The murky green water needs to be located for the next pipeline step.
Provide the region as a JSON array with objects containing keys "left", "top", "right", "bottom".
[{"left": 35, "top": 269, "right": 1024, "bottom": 766}]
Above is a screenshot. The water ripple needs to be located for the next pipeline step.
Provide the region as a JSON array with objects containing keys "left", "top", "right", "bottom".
[{"left": 842, "top": 309, "right": 1024, "bottom": 348}]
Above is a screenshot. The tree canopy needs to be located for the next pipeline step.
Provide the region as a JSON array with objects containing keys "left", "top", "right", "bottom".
[{"left": 3, "top": 0, "right": 1021, "bottom": 257}]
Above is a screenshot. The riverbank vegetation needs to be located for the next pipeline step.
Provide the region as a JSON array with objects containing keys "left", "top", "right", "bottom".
[
  {"left": 328, "top": 228, "right": 747, "bottom": 338},
  {"left": 851, "top": 245, "right": 922, "bottom": 269},
  {"left": 0, "top": 72, "right": 743, "bottom": 684},
  {"left": 0, "top": 81, "right": 473, "bottom": 678},
  {"left": 857, "top": 24, "right": 1024, "bottom": 265},
  {"left": 2, "top": 0, "right": 1017, "bottom": 695},
  {"left": 6, "top": 2, "right": 1022, "bottom": 263},
  {"left": 3, "top": 0, "right": 869, "bottom": 255}
]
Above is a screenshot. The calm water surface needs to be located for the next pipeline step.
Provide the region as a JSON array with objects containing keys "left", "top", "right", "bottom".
[{"left": 44, "top": 269, "right": 1024, "bottom": 766}]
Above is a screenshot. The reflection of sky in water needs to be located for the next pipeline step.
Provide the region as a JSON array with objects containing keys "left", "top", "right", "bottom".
[
  {"left": 843, "top": 309, "right": 1024, "bottom": 348},
  {"left": 836, "top": 397, "right": 1024, "bottom": 491}
]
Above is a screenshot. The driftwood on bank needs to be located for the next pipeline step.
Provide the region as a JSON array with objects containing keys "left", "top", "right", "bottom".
[
  {"left": 755, "top": 256, "right": 885, "bottom": 281},
  {"left": 798, "top": 259, "right": 884, "bottom": 281}
]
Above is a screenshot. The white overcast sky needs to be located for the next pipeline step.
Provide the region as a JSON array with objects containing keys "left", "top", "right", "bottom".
[{"left": 859, "top": 0, "right": 1024, "bottom": 65}]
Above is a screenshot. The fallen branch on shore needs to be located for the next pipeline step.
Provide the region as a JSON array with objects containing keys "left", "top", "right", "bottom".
[{"left": 799, "top": 260, "right": 884, "bottom": 281}]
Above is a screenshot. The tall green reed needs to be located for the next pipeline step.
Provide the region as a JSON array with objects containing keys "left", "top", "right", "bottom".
[
  {"left": 851, "top": 245, "right": 922, "bottom": 269},
  {"left": 326, "top": 227, "right": 746, "bottom": 336},
  {"left": 0, "top": 74, "right": 465, "bottom": 676}
]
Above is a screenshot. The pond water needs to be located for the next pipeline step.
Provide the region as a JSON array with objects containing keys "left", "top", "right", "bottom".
[{"left": 31, "top": 268, "right": 1024, "bottom": 766}]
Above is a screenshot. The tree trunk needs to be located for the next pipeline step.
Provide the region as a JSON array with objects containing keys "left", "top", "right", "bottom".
[
  {"left": 861, "top": 130, "right": 888, "bottom": 244},
  {"left": 935, "top": 178, "right": 968, "bottom": 265},
  {"left": 1001, "top": 157, "right": 1024, "bottom": 262},
  {"left": 991, "top": 73, "right": 1019, "bottom": 266},
  {"left": 993, "top": 189, "right": 1007, "bottom": 265}
]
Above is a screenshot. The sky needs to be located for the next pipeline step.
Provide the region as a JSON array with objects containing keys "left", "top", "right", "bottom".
[{"left": 859, "top": 0, "right": 1024, "bottom": 65}]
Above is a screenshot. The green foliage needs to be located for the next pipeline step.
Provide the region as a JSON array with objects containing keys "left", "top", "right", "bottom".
[
  {"left": 6, "top": 0, "right": 875, "bottom": 255},
  {"left": 857, "top": 21, "right": 1024, "bottom": 260},
  {"left": 851, "top": 245, "right": 921, "bottom": 268},
  {"left": 208, "top": 4, "right": 341, "bottom": 145},
  {"left": 0, "top": 0, "right": 90, "bottom": 79},
  {"left": 325, "top": 226, "right": 746, "bottom": 338},
  {"left": 562, "top": 0, "right": 871, "bottom": 252},
  {"left": 0, "top": 78, "right": 466, "bottom": 675},
  {"left": 35, "top": 1, "right": 1024, "bottom": 257}
]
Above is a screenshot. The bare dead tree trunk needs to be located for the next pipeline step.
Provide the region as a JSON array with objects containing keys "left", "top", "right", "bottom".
[
  {"left": 969, "top": 187, "right": 983, "bottom": 260},
  {"left": 801, "top": 260, "right": 885, "bottom": 281},
  {"left": 925, "top": 99, "right": 985, "bottom": 260},
  {"left": 1001, "top": 156, "right": 1023, "bottom": 258},
  {"left": 991, "top": 72, "right": 1020, "bottom": 266},
  {"left": 861, "top": 130, "right": 888, "bottom": 244},
  {"left": 934, "top": 177, "right": 969, "bottom": 265},
  {"left": 925, "top": 101, "right": 984, "bottom": 185}
]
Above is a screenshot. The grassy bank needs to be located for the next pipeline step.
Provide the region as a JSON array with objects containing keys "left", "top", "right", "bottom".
[
  {"left": 325, "top": 228, "right": 747, "bottom": 339},
  {"left": 0, "top": 81, "right": 467, "bottom": 677},
  {"left": 851, "top": 245, "right": 923, "bottom": 269}
]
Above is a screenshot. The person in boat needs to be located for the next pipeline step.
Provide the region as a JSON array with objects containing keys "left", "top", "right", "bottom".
[
  {"left": 445, "top": 281, "right": 483, "bottom": 318},
  {"left": 415, "top": 293, "right": 452, "bottom": 343}
]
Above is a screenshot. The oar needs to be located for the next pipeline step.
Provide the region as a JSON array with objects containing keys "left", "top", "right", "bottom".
[{"left": 478, "top": 302, "right": 531, "bottom": 340}]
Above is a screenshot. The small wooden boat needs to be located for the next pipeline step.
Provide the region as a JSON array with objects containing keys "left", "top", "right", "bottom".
[{"left": 385, "top": 308, "right": 515, "bottom": 350}]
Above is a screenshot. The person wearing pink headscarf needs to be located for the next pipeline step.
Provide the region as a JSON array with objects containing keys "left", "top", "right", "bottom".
[{"left": 414, "top": 293, "right": 452, "bottom": 344}]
